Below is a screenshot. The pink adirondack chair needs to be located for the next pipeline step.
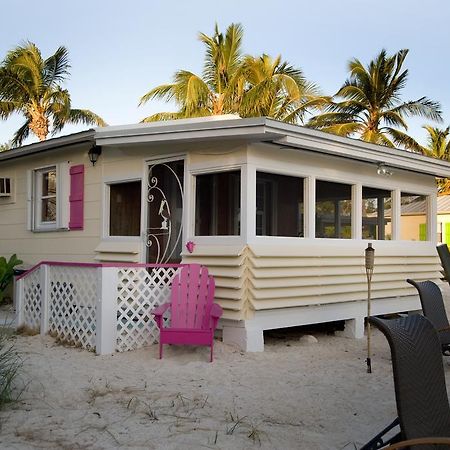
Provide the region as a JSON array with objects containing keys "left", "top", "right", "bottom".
[{"left": 151, "top": 264, "right": 223, "bottom": 362}]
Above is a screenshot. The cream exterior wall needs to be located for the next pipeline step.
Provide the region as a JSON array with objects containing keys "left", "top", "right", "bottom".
[
  {"left": 0, "top": 137, "right": 442, "bottom": 332},
  {"left": 182, "top": 142, "right": 440, "bottom": 322},
  {"left": 0, "top": 143, "right": 101, "bottom": 265}
]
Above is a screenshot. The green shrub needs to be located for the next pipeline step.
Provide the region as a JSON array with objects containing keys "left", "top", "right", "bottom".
[{"left": 0, "top": 254, "right": 23, "bottom": 303}]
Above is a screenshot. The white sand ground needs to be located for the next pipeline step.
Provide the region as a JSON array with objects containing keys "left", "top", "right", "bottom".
[{"left": 0, "top": 288, "right": 449, "bottom": 450}]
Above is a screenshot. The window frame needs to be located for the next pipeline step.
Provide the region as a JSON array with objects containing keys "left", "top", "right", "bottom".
[
  {"left": 192, "top": 167, "right": 243, "bottom": 239},
  {"left": 315, "top": 178, "right": 354, "bottom": 240},
  {"left": 361, "top": 185, "right": 393, "bottom": 241},
  {"left": 33, "top": 165, "right": 58, "bottom": 231},
  {"left": 105, "top": 178, "right": 143, "bottom": 240},
  {"left": 255, "top": 170, "right": 305, "bottom": 238}
]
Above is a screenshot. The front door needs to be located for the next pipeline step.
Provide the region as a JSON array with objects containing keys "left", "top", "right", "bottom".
[{"left": 145, "top": 160, "right": 184, "bottom": 264}]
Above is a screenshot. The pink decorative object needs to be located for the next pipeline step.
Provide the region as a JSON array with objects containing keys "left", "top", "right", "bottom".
[
  {"left": 185, "top": 241, "right": 195, "bottom": 253},
  {"left": 151, "top": 264, "right": 223, "bottom": 362}
]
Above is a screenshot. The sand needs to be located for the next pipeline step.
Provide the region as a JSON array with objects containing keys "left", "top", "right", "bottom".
[{"left": 0, "top": 290, "right": 449, "bottom": 450}]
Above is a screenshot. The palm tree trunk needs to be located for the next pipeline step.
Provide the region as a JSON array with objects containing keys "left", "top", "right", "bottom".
[{"left": 29, "top": 110, "right": 49, "bottom": 141}]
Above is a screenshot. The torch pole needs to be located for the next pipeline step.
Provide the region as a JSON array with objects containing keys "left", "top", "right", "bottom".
[{"left": 365, "top": 243, "right": 375, "bottom": 374}]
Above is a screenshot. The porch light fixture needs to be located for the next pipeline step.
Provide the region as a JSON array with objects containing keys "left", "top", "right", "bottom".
[
  {"left": 88, "top": 145, "right": 102, "bottom": 166},
  {"left": 376, "top": 163, "right": 393, "bottom": 177}
]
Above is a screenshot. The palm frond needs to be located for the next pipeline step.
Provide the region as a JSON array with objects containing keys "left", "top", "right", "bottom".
[
  {"left": 44, "top": 46, "right": 70, "bottom": 86},
  {"left": 141, "top": 111, "right": 183, "bottom": 122},
  {"left": 11, "top": 120, "right": 31, "bottom": 147},
  {"left": 385, "top": 127, "right": 422, "bottom": 151}
]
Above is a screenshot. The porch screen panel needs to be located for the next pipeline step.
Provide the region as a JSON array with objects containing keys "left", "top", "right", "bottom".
[
  {"left": 110, "top": 181, "right": 142, "bottom": 236},
  {"left": 195, "top": 171, "right": 241, "bottom": 236},
  {"left": 362, "top": 187, "right": 392, "bottom": 240},
  {"left": 256, "top": 172, "right": 304, "bottom": 237},
  {"left": 315, "top": 180, "right": 352, "bottom": 239},
  {"left": 400, "top": 193, "right": 427, "bottom": 241}
]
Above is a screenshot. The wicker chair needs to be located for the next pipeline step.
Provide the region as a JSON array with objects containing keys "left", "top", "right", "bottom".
[
  {"left": 406, "top": 279, "right": 450, "bottom": 355},
  {"left": 360, "top": 315, "right": 450, "bottom": 449},
  {"left": 437, "top": 244, "right": 450, "bottom": 285}
]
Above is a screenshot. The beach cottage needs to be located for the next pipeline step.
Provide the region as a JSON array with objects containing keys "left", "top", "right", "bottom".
[{"left": 1, "top": 116, "right": 449, "bottom": 352}]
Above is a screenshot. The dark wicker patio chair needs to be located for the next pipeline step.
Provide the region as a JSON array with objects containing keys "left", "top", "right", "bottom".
[
  {"left": 360, "top": 315, "right": 450, "bottom": 450},
  {"left": 406, "top": 279, "right": 450, "bottom": 355},
  {"left": 437, "top": 244, "right": 450, "bottom": 284}
]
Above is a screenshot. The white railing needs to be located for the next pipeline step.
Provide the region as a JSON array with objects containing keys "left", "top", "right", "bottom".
[{"left": 15, "top": 262, "right": 182, "bottom": 354}]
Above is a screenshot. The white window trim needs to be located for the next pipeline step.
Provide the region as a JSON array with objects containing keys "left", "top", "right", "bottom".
[
  {"left": 28, "top": 163, "right": 69, "bottom": 232},
  {"left": 104, "top": 178, "right": 143, "bottom": 239},
  {"left": 191, "top": 166, "right": 243, "bottom": 239}
]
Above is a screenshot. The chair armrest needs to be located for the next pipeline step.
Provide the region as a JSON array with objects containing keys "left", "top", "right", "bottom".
[
  {"left": 385, "top": 437, "right": 450, "bottom": 449},
  {"left": 152, "top": 302, "right": 171, "bottom": 318},
  {"left": 211, "top": 303, "right": 223, "bottom": 319},
  {"left": 438, "top": 326, "right": 450, "bottom": 332}
]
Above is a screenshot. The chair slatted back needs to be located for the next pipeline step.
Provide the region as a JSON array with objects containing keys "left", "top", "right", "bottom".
[
  {"left": 407, "top": 279, "right": 450, "bottom": 347},
  {"left": 170, "top": 264, "right": 214, "bottom": 329},
  {"left": 437, "top": 244, "right": 450, "bottom": 285},
  {"left": 369, "top": 315, "right": 450, "bottom": 448}
]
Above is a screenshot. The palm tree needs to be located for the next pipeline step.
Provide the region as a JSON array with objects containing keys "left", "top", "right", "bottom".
[
  {"left": 139, "top": 23, "right": 324, "bottom": 123},
  {"left": 418, "top": 126, "right": 450, "bottom": 194},
  {"left": 0, "top": 42, "right": 106, "bottom": 146},
  {"left": 419, "top": 125, "right": 450, "bottom": 160},
  {"left": 239, "top": 54, "right": 326, "bottom": 123},
  {"left": 140, "top": 23, "right": 245, "bottom": 121},
  {"left": 0, "top": 141, "right": 11, "bottom": 152},
  {"left": 308, "top": 49, "right": 442, "bottom": 149}
]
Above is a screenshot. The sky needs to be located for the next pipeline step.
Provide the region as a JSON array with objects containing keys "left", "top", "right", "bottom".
[{"left": 1, "top": 0, "right": 449, "bottom": 146}]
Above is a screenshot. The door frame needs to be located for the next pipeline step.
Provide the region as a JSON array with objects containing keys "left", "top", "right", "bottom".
[{"left": 142, "top": 154, "right": 187, "bottom": 263}]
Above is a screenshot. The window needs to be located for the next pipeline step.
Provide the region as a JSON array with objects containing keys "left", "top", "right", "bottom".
[
  {"left": 400, "top": 193, "right": 427, "bottom": 241},
  {"left": 0, "top": 178, "right": 11, "bottom": 197},
  {"left": 195, "top": 171, "right": 240, "bottom": 236},
  {"left": 362, "top": 187, "right": 392, "bottom": 240},
  {"left": 316, "top": 180, "right": 352, "bottom": 239},
  {"left": 109, "top": 181, "right": 142, "bottom": 236},
  {"left": 34, "top": 167, "right": 57, "bottom": 229},
  {"left": 256, "top": 172, "right": 304, "bottom": 237}
]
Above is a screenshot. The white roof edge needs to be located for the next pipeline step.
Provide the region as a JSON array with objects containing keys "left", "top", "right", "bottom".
[
  {"left": 0, "top": 130, "right": 95, "bottom": 162},
  {"left": 1, "top": 117, "right": 449, "bottom": 178},
  {"left": 262, "top": 118, "right": 450, "bottom": 178},
  {"left": 94, "top": 117, "right": 265, "bottom": 140}
]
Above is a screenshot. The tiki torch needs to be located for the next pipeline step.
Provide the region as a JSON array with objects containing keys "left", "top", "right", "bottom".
[{"left": 365, "top": 243, "right": 375, "bottom": 373}]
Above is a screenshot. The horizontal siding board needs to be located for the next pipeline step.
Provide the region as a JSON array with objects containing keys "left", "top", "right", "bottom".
[
  {"left": 183, "top": 256, "right": 246, "bottom": 267},
  {"left": 249, "top": 289, "right": 415, "bottom": 310},
  {"left": 249, "top": 243, "right": 438, "bottom": 258},
  {"left": 249, "top": 280, "right": 429, "bottom": 299},
  {"left": 250, "top": 271, "right": 440, "bottom": 288},
  {"left": 250, "top": 264, "right": 441, "bottom": 278}
]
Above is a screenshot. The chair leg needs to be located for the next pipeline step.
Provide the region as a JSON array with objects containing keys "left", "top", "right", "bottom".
[
  {"left": 210, "top": 340, "right": 214, "bottom": 363},
  {"left": 159, "top": 341, "right": 163, "bottom": 359}
]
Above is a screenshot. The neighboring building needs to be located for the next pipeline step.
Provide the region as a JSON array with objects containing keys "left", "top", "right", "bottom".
[
  {"left": 1, "top": 116, "right": 449, "bottom": 351},
  {"left": 392, "top": 195, "right": 450, "bottom": 244}
]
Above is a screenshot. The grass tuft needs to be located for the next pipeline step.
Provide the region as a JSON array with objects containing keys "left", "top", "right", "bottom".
[{"left": 0, "top": 328, "right": 22, "bottom": 408}]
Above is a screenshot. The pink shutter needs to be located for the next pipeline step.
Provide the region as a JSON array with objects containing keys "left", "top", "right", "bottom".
[{"left": 69, "top": 164, "right": 84, "bottom": 230}]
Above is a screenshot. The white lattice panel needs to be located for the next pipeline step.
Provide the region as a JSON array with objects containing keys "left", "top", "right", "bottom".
[
  {"left": 48, "top": 266, "right": 97, "bottom": 351},
  {"left": 116, "top": 267, "right": 177, "bottom": 352},
  {"left": 22, "top": 269, "right": 41, "bottom": 332}
]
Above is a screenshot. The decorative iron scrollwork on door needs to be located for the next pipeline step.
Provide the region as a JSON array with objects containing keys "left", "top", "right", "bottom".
[{"left": 145, "top": 162, "right": 184, "bottom": 264}]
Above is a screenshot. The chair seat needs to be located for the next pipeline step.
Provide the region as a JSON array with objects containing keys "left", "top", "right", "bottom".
[{"left": 159, "top": 327, "right": 213, "bottom": 346}]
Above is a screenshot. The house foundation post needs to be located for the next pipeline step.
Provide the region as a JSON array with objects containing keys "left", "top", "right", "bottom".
[
  {"left": 342, "top": 316, "right": 365, "bottom": 339},
  {"left": 96, "top": 267, "right": 118, "bottom": 355},
  {"left": 222, "top": 322, "right": 264, "bottom": 352}
]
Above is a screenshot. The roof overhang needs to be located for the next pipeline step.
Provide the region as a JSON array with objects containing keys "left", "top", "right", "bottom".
[
  {"left": 0, "top": 130, "right": 95, "bottom": 162},
  {"left": 1, "top": 117, "right": 449, "bottom": 178}
]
